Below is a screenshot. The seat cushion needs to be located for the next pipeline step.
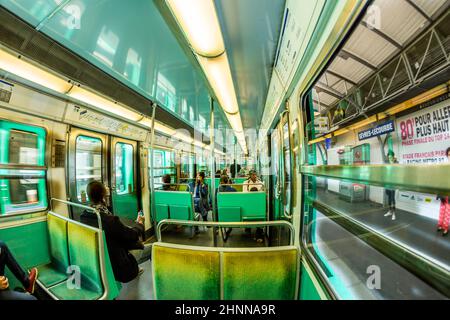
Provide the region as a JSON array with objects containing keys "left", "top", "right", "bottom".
[
  {"left": 37, "top": 263, "right": 68, "bottom": 288},
  {"left": 49, "top": 280, "right": 102, "bottom": 300}
]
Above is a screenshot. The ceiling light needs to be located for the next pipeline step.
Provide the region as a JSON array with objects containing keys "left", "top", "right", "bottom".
[
  {"left": 166, "top": 0, "right": 225, "bottom": 57},
  {"left": 67, "top": 86, "right": 142, "bottom": 121},
  {"left": 197, "top": 53, "right": 239, "bottom": 114},
  {"left": 0, "top": 48, "right": 72, "bottom": 93},
  {"left": 226, "top": 113, "right": 244, "bottom": 134}
]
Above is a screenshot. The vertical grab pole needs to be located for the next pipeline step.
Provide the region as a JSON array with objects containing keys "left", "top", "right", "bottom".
[
  {"left": 150, "top": 103, "right": 157, "bottom": 232},
  {"left": 209, "top": 97, "right": 217, "bottom": 247}
]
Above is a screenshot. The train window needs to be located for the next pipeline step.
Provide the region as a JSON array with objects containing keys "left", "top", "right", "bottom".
[
  {"left": 0, "top": 121, "right": 47, "bottom": 216},
  {"left": 301, "top": 1, "right": 450, "bottom": 299},
  {"left": 305, "top": 208, "right": 446, "bottom": 299},
  {"left": 152, "top": 149, "right": 176, "bottom": 187},
  {"left": 75, "top": 136, "right": 102, "bottom": 202},
  {"left": 115, "top": 142, "right": 134, "bottom": 195},
  {"left": 9, "top": 130, "right": 39, "bottom": 165}
]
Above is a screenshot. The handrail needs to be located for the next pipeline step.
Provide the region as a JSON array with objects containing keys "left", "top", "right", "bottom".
[
  {"left": 217, "top": 183, "right": 266, "bottom": 193},
  {"left": 50, "top": 198, "right": 102, "bottom": 230},
  {"left": 301, "top": 163, "right": 450, "bottom": 195},
  {"left": 157, "top": 219, "right": 295, "bottom": 245},
  {"left": 0, "top": 164, "right": 47, "bottom": 171},
  {"left": 154, "top": 183, "right": 191, "bottom": 192}
]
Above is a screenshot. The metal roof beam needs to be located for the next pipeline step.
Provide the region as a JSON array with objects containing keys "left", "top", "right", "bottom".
[
  {"left": 405, "top": 0, "right": 432, "bottom": 23},
  {"left": 316, "top": 82, "right": 344, "bottom": 100},
  {"left": 360, "top": 21, "right": 403, "bottom": 50},
  {"left": 326, "top": 70, "right": 357, "bottom": 86},
  {"left": 340, "top": 49, "right": 377, "bottom": 71}
]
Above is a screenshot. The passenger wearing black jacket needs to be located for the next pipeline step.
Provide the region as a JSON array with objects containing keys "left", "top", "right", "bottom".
[{"left": 81, "top": 181, "right": 145, "bottom": 283}]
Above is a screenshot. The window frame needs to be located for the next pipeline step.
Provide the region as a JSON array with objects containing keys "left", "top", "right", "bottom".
[{"left": 0, "top": 120, "right": 48, "bottom": 218}]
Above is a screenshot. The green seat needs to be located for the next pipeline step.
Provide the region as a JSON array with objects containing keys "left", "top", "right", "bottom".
[
  {"left": 154, "top": 191, "right": 196, "bottom": 222},
  {"left": 49, "top": 221, "right": 103, "bottom": 300},
  {"left": 152, "top": 243, "right": 299, "bottom": 300},
  {"left": 222, "top": 248, "right": 298, "bottom": 300},
  {"left": 37, "top": 213, "right": 69, "bottom": 288},
  {"left": 217, "top": 192, "right": 266, "bottom": 222},
  {"left": 152, "top": 243, "right": 220, "bottom": 300}
]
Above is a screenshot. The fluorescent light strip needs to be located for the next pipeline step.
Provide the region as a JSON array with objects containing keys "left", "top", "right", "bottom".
[
  {"left": 166, "top": 0, "right": 225, "bottom": 57},
  {"left": 197, "top": 54, "right": 239, "bottom": 114},
  {"left": 166, "top": 0, "right": 247, "bottom": 155},
  {"left": 68, "top": 86, "right": 142, "bottom": 121},
  {"left": 0, "top": 48, "right": 72, "bottom": 93}
]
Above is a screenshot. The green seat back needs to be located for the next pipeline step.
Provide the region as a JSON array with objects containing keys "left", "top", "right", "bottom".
[
  {"left": 217, "top": 192, "right": 266, "bottom": 222},
  {"left": 67, "top": 221, "right": 103, "bottom": 295},
  {"left": 152, "top": 243, "right": 220, "bottom": 300},
  {"left": 47, "top": 214, "right": 69, "bottom": 272},
  {"left": 155, "top": 204, "right": 169, "bottom": 223},
  {"left": 222, "top": 248, "right": 298, "bottom": 300},
  {"left": 169, "top": 205, "right": 190, "bottom": 220},
  {"left": 217, "top": 207, "right": 241, "bottom": 222},
  {"left": 154, "top": 191, "right": 194, "bottom": 221}
]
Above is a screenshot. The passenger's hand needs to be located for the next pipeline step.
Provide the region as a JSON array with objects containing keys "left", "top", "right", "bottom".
[
  {"left": 137, "top": 215, "right": 145, "bottom": 225},
  {"left": 0, "top": 276, "right": 9, "bottom": 290}
]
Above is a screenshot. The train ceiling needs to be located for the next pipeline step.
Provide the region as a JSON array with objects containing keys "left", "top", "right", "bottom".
[{"left": 0, "top": 0, "right": 285, "bottom": 144}]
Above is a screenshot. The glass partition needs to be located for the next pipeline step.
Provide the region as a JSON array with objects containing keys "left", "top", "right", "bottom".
[
  {"left": 75, "top": 136, "right": 102, "bottom": 202},
  {"left": 115, "top": 142, "right": 134, "bottom": 195}
]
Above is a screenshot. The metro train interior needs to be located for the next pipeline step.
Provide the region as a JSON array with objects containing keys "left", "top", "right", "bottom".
[{"left": 0, "top": 0, "right": 449, "bottom": 301}]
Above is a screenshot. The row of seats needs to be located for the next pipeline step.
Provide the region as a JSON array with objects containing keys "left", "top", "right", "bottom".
[
  {"left": 35, "top": 212, "right": 120, "bottom": 300},
  {"left": 152, "top": 242, "right": 299, "bottom": 299},
  {"left": 154, "top": 190, "right": 267, "bottom": 223}
]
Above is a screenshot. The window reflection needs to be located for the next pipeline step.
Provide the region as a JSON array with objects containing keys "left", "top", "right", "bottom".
[
  {"left": 115, "top": 143, "right": 134, "bottom": 195},
  {"left": 93, "top": 26, "right": 119, "bottom": 67},
  {"left": 75, "top": 136, "right": 102, "bottom": 202},
  {"left": 310, "top": 177, "right": 450, "bottom": 270},
  {"left": 307, "top": 209, "right": 446, "bottom": 299},
  {"left": 125, "top": 48, "right": 142, "bottom": 85}
]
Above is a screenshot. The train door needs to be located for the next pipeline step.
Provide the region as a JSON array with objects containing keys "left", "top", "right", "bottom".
[
  {"left": 110, "top": 137, "right": 139, "bottom": 221},
  {"left": 68, "top": 128, "right": 108, "bottom": 220},
  {"left": 270, "top": 127, "right": 282, "bottom": 220}
]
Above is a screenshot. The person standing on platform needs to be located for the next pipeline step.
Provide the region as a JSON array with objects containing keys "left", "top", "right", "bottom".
[
  {"left": 437, "top": 147, "right": 450, "bottom": 236},
  {"left": 384, "top": 151, "right": 398, "bottom": 221}
]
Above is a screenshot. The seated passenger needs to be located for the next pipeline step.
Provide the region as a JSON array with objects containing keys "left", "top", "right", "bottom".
[
  {"left": 190, "top": 172, "right": 210, "bottom": 222},
  {"left": 0, "top": 241, "right": 38, "bottom": 300},
  {"left": 243, "top": 170, "right": 263, "bottom": 192},
  {"left": 161, "top": 174, "right": 176, "bottom": 191},
  {"left": 215, "top": 170, "right": 222, "bottom": 178},
  {"left": 247, "top": 186, "right": 264, "bottom": 243},
  {"left": 81, "top": 181, "right": 145, "bottom": 283},
  {"left": 218, "top": 175, "right": 237, "bottom": 193}
]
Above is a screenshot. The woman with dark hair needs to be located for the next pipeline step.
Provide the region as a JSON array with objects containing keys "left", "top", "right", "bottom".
[
  {"left": 437, "top": 147, "right": 450, "bottom": 236},
  {"left": 384, "top": 151, "right": 398, "bottom": 221},
  {"left": 81, "top": 181, "right": 145, "bottom": 283},
  {"left": 190, "top": 172, "right": 210, "bottom": 222}
]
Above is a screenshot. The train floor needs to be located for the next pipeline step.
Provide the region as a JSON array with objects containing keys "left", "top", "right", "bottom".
[{"left": 316, "top": 188, "right": 449, "bottom": 267}]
